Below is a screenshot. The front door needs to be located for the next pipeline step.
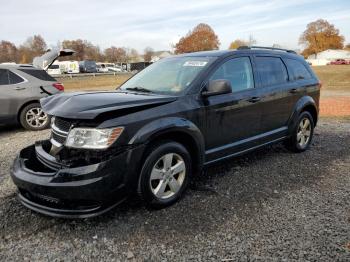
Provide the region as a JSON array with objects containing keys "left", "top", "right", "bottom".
[{"left": 202, "top": 56, "right": 263, "bottom": 163}]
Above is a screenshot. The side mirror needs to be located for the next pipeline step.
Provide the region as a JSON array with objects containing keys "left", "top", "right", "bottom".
[{"left": 202, "top": 79, "right": 232, "bottom": 97}]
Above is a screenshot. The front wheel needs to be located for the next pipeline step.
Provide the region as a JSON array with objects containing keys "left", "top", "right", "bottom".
[
  {"left": 19, "top": 103, "right": 50, "bottom": 131},
  {"left": 285, "top": 111, "right": 314, "bottom": 152},
  {"left": 137, "top": 141, "right": 192, "bottom": 209}
]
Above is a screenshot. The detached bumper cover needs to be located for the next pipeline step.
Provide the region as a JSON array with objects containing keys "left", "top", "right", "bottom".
[{"left": 10, "top": 141, "right": 145, "bottom": 218}]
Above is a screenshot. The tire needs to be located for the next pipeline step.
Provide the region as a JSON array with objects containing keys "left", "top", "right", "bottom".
[
  {"left": 285, "top": 111, "right": 314, "bottom": 152},
  {"left": 19, "top": 103, "right": 50, "bottom": 131},
  {"left": 137, "top": 141, "right": 192, "bottom": 209}
]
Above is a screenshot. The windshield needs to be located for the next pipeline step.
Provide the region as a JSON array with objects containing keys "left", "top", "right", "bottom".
[{"left": 119, "top": 56, "right": 214, "bottom": 95}]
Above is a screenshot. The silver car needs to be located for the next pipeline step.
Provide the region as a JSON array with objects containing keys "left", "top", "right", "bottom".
[{"left": 0, "top": 49, "right": 73, "bottom": 130}]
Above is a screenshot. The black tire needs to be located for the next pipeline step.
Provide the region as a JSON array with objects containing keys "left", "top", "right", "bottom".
[
  {"left": 19, "top": 103, "right": 51, "bottom": 131},
  {"left": 285, "top": 111, "right": 314, "bottom": 152},
  {"left": 137, "top": 141, "right": 192, "bottom": 209}
]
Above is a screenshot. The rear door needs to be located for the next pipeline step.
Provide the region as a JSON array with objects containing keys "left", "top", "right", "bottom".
[
  {"left": 283, "top": 57, "right": 316, "bottom": 101},
  {"left": 253, "top": 55, "right": 293, "bottom": 140},
  {"left": 203, "top": 56, "right": 263, "bottom": 162},
  {"left": 0, "top": 69, "right": 29, "bottom": 122}
]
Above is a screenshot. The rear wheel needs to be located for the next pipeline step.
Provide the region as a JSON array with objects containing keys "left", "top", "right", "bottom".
[
  {"left": 19, "top": 103, "right": 50, "bottom": 131},
  {"left": 137, "top": 141, "right": 192, "bottom": 209},
  {"left": 285, "top": 111, "right": 314, "bottom": 152}
]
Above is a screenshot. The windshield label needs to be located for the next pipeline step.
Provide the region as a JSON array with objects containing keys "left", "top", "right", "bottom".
[{"left": 183, "top": 61, "right": 208, "bottom": 67}]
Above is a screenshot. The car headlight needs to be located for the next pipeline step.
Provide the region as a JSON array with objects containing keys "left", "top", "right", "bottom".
[{"left": 65, "top": 127, "right": 124, "bottom": 149}]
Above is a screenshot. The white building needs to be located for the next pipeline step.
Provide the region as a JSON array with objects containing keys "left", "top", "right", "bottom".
[{"left": 307, "top": 49, "right": 350, "bottom": 66}]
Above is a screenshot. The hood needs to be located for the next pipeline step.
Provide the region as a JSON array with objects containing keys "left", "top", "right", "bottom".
[
  {"left": 33, "top": 49, "right": 75, "bottom": 70},
  {"left": 41, "top": 91, "right": 177, "bottom": 119}
]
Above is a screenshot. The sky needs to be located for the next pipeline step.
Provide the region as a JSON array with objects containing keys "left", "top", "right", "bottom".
[{"left": 0, "top": 0, "right": 349, "bottom": 52}]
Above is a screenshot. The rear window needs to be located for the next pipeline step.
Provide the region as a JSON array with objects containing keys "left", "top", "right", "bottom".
[
  {"left": 255, "top": 57, "right": 288, "bottom": 87},
  {"left": 9, "top": 71, "right": 24, "bottom": 84},
  {"left": 19, "top": 69, "right": 56, "bottom": 81},
  {"left": 284, "top": 58, "right": 312, "bottom": 81}
]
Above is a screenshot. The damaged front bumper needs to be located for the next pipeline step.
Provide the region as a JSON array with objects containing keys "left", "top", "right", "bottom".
[{"left": 10, "top": 140, "right": 145, "bottom": 218}]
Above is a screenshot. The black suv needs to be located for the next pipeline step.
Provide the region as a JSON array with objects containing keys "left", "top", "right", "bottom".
[{"left": 11, "top": 47, "right": 320, "bottom": 218}]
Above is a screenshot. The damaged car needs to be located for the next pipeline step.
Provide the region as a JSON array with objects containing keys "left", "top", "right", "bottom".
[{"left": 11, "top": 46, "right": 320, "bottom": 218}]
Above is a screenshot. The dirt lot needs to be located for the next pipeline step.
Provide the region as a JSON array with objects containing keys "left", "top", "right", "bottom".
[{"left": 0, "top": 118, "right": 349, "bottom": 261}]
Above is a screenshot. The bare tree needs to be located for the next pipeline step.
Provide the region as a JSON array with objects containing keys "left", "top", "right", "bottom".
[
  {"left": 104, "top": 46, "right": 127, "bottom": 63},
  {"left": 62, "top": 39, "right": 103, "bottom": 61},
  {"left": 0, "top": 41, "right": 18, "bottom": 63},
  {"left": 18, "top": 35, "right": 47, "bottom": 63},
  {"left": 143, "top": 47, "right": 154, "bottom": 62},
  {"left": 248, "top": 35, "right": 257, "bottom": 46},
  {"left": 125, "top": 48, "right": 140, "bottom": 62}
]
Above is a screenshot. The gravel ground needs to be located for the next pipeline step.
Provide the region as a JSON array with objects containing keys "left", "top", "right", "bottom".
[{"left": 0, "top": 119, "right": 349, "bottom": 261}]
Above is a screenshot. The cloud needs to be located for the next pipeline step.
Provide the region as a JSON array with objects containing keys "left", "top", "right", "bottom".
[{"left": 0, "top": 0, "right": 349, "bottom": 51}]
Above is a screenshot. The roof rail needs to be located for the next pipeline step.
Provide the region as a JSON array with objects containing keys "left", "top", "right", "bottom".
[{"left": 237, "top": 46, "right": 297, "bottom": 54}]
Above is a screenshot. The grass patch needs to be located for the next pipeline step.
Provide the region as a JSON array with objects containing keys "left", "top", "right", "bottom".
[
  {"left": 313, "top": 65, "right": 350, "bottom": 91},
  {"left": 57, "top": 74, "right": 133, "bottom": 92}
]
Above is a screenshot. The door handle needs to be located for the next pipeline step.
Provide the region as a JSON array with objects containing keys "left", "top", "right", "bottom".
[
  {"left": 14, "top": 86, "right": 26, "bottom": 90},
  {"left": 289, "top": 88, "right": 298, "bottom": 94},
  {"left": 248, "top": 97, "right": 261, "bottom": 103}
]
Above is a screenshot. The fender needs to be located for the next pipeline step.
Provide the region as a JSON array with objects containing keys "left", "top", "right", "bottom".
[
  {"left": 287, "top": 96, "right": 318, "bottom": 135},
  {"left": 129, "top": 117, "right": 205, "bottom": 168}
]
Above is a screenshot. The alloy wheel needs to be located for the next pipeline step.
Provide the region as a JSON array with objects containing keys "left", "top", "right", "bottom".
[
  {"left": 149, "top": 153, "right": 186, "bottom": 199},
  {"left": 25, "top": 107, "right": 48, "bottom": 128},
  {"left": 297, "top": 117, "right": 311, "bottom": 148}
]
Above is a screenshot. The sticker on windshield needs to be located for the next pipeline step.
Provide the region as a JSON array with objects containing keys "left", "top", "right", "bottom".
[{"left": 183, "top": 61, "right": 208, "bottom": 67}]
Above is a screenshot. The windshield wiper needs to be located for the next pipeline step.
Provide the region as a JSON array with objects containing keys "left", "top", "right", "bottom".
[{"left": 125, "top": 87, "right": 153, "bottom": 93}]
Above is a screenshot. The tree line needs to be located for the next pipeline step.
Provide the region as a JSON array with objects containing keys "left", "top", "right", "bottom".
[
  {"left": 0, "top": 37, "right": 156, "bottom": 64},
  {"left": 0, "top": 19, "right": 348, "bottom": 64}
]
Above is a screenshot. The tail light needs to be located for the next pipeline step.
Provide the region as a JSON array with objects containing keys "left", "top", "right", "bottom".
[{"left": 53, "top": 82, "right": 64, "bottom": 91}]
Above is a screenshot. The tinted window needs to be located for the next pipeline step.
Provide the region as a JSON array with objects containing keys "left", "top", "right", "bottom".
[
  {"left": 18, "top": 69, "right": 56, "bottom": 81},
  {"left": 285, "top": 58, "right": 312, "bottom": 81},
  {"left": 9, "top": 71, "right": 24, "bottom": 84},
  {"left": 255, "top": 57, "right": 288, "bottom": 86},
  {"left": 0, "top": 69, "right": 9, "bottom": 85},
  {"left": 210, "top": 57, "right": 254, "bottom": 92}
]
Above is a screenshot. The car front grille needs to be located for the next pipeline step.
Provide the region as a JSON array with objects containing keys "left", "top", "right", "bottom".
[
  {"left": 52, "top": 131, "right": 67, "bottom": 145},
  {"left": 54, "top": 117, "right": 72, "bottom": 132},
  {"left": 51, "top": 117, "right": 73, "bottom": 146}
]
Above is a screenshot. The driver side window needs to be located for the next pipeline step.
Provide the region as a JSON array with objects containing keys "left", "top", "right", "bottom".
[{"left": 210, "top": 57, "right": 254, "bottom": 92}]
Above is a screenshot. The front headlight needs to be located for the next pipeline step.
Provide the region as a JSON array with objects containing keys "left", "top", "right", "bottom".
[{"left": 65, "top": 127, "right": 124, "bottom": 149}]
